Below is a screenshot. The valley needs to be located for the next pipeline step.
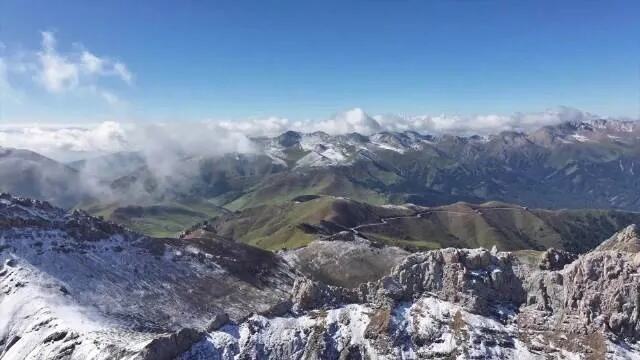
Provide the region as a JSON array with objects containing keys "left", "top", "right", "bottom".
[
  {"left": 4, "top": 3, "right": 639, "bottom": 357},
  {"left": 2, "top": 193, "right": 640, "bottom": 358},
  {"left": 184, "top": 195, "right": 640, "bottom": 252},
  {"left": 2, "top": 117, "right": 640, "bottom": 359},
  {"left": 3, "top": 117, "right": 639, "bottom": 242}
]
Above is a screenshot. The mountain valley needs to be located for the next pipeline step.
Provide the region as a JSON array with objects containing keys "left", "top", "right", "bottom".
[
  {"left": 2, "top": 116, "right": 640, "bottom": 359},
  {"left": 2, "top": 193, "right": 640, "bottom": 359}
]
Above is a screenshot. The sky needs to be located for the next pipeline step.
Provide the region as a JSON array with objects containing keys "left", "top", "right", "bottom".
[{"left": 1, "top": 0, "right": 640, "bottom": 124}]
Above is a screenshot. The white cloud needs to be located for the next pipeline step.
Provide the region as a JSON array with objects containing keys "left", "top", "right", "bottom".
[
  {"left": 0, "top": 106, "right": 622, "bottom": 163},
  {"left": 80, "top": 51, "right": 104, "bottom": 73},
  {"left": 0, "top": 120, "right": 256, "bottom": 162},
  {"left": 311, "top": 108, "right": 382, "bottom": 135},
  {"left": 11, "top": 31, "right": 134, "bottom": 102},
  {"left": 113, "top": 62, "right": 132, "bottom": 84},
  {"left": 211, "top": 108, "right": 384, "bottom": 137},
  {"left": 0, "top": 121, "right": 129, "bottom": 161},
  {"left": 99, "top": 90, "right": 120, "bottom": 105},
  {"left": 210, "top": 106, "right": 607, "bottom": 139},
  {"left": 37, "top": 32, "right": 80, "bottom": 93},
  {"left": 373, "top": 106, "right": 603, "bottom": 136},
  {"left": 79, "top": 50, "right": 132, "bottom": 84}
]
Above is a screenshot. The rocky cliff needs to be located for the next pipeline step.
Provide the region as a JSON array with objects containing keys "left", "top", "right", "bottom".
[{"left": 2, "top": 193, "right": 640, "bottom": 359}]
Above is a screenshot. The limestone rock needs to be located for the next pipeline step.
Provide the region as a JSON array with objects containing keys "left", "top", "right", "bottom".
[
  {"left": 139, "top": 328, "right": 205, "bottom": 360},
  {"left": 538, "top": 248, "right": 578, "bottom": 270},
  {"left": 595, "top": 224, "right": 640, "bottom": 252}
]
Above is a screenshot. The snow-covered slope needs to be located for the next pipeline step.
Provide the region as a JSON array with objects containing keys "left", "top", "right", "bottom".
[
  {"left": 3, "top": 193, "right": 640, "bottom": 359},
  {"left": 0, "top": 193, "right": 295, "bottom": 359},
  {"left": 181, "top": 243, "right": 640, "bottom": 359}
]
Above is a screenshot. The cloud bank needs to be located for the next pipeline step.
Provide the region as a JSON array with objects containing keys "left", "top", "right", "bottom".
[
  {"left": 213, "top": 106, "right": 605, "bottom": 138},
  {"left": 0, "top": 106, "right": 624, "bottom": 162},
  {"left": 0, "top": 106, "right": 634, "bottom": 207}
]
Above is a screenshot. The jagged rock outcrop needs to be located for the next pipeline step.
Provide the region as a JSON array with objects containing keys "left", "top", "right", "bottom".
[
  {"left": 521, "top": 250, "right": 640, "bottom": 344},
  {"left": 139, "top": 329, "right": 206, "bottom": 360},
  {"left": 538, "top": 248, "right": 578, "bottom": 270},
  {"left": 595, "top": 224, "right": 640, "bottom": 252},
  {"left": 291, "top": 248, "right": 525, "bottom": 316},
  {"left": 3, "top": 192, "right": 640, "bottom": 359},
  {"left": 223, "top": 231, "right": 640, "bottom": 359},
  {"left": 291, "top": 277, "right": 360, "bottom": 312},
  {"left": 0, "top": 193, "right": 296, "bottom": 359},
  {"left": 365, "top": 248, "right": 526, "bottom": 315}
]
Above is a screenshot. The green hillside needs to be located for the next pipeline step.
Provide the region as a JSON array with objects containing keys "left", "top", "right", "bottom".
[
  {"left": 85, "top": 199, "right": 227, "bottom": 237},
  {"left": 192, "top": 196, "right": 640, "bottom": 252}
]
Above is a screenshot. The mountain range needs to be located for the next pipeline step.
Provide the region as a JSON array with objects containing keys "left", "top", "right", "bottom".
[
  {"left": 2, "top": 193, "right": 640, "bottom": 359},
  {"left": 2, "top": 114, "right": 640, "bottom": 358},
  {"left": 1, "top": 115, "right": 639, "bottom": 241}
]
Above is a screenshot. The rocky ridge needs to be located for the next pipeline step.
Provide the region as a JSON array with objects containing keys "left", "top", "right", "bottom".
[
  {"left": 2, "top": 193, "right": 640, "bottom": 359},
  {"left": 179, "top": 225, "right": 640, "bottom": 359},
  {"left": 0, "top": 193, "right": 295, "bottom": 359}
]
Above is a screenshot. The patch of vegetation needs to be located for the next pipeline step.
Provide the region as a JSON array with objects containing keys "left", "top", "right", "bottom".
[
  {"left": 201, "top": 195, "right": 411, "bottom": 250},
  {"left": 200, "top": 197, "right": 640, "bottom": 252},
  {"left": 85, "top": 199, "right": 227, "bottom": 238}
]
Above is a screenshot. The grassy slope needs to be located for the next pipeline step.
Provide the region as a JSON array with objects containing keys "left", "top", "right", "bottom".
[
  {"left": 203, "top": 197, "right": 640, "bottom": 252},
  {"left": 361, "top": 202, "right": 640, "bottom": 252},
  {"left": 85, "top": 200, "right": 226, "bottom": 237},
  {"left": 81, "top": 163, "right": 396, "bottom": 238},
  {"left": 224, "top": 169, "right": 390, "bottom": 211},
  {"left": 531, "top": 208, "right": 640, "bottom": 253},
  {"left": 208, "top": 196, "right": 411, "bottom": 250}
]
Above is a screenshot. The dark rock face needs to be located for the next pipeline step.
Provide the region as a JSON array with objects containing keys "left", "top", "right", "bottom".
[
  {"left": 206, "top": 313, "right": 230, "bottom": 332},
  {"left": 277, "top": 131, "right": 302, "bottom": 148},
  {"left": 0, "top": 193, "right": 129, "bottom": 241},
  {"left": 538, "top": 248, "right": 578, "bottom": 270},
  {"left": 139, "top": 328, "right": 205, "bottom": 360},
  {"left": 291, "top": 277, "right": 360, "bottom": 312}
]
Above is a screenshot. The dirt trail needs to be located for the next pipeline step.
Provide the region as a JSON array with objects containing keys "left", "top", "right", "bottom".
[{"left": 350, "top": 206, "right": 526, "bottom": 234}]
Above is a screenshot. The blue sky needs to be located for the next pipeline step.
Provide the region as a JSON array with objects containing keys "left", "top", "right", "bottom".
[{"left": 1, "top": 0, "right": 639, "bottom": 123}]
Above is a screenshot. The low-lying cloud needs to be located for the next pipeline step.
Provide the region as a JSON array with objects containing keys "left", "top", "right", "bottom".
[
  {"left": 0, "top": 106, "right": 634, "bottom": 207},
  {"left": 0, "top": 106, "right": 623, "bottom": 162},
  {"left": 213, "top": 106, "right": 605, "bottom": 138}
]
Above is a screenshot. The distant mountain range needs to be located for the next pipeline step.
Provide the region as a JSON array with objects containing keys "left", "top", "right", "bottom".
[
  {"left": 0, "top": 117, "right": 639, "bottom": 238},
  {"left": 2, "top": 112, "right": 640, "bottom": 359}
]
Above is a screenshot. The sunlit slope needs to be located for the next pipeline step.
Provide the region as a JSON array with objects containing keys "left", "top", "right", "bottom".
[
  {"left": 184, "top": 196, "right": 412, "bottom": 250},
  {"left": 189, "top": 196, "right": 640, "bottom": 252},
  {"left": 85, "top": 199, "right": 227, "bottom": 237}
]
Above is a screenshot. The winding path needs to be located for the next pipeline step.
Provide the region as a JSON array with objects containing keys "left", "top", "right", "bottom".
[{"left": 349, "top": 206, "right": 527, "bottom": 235}]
